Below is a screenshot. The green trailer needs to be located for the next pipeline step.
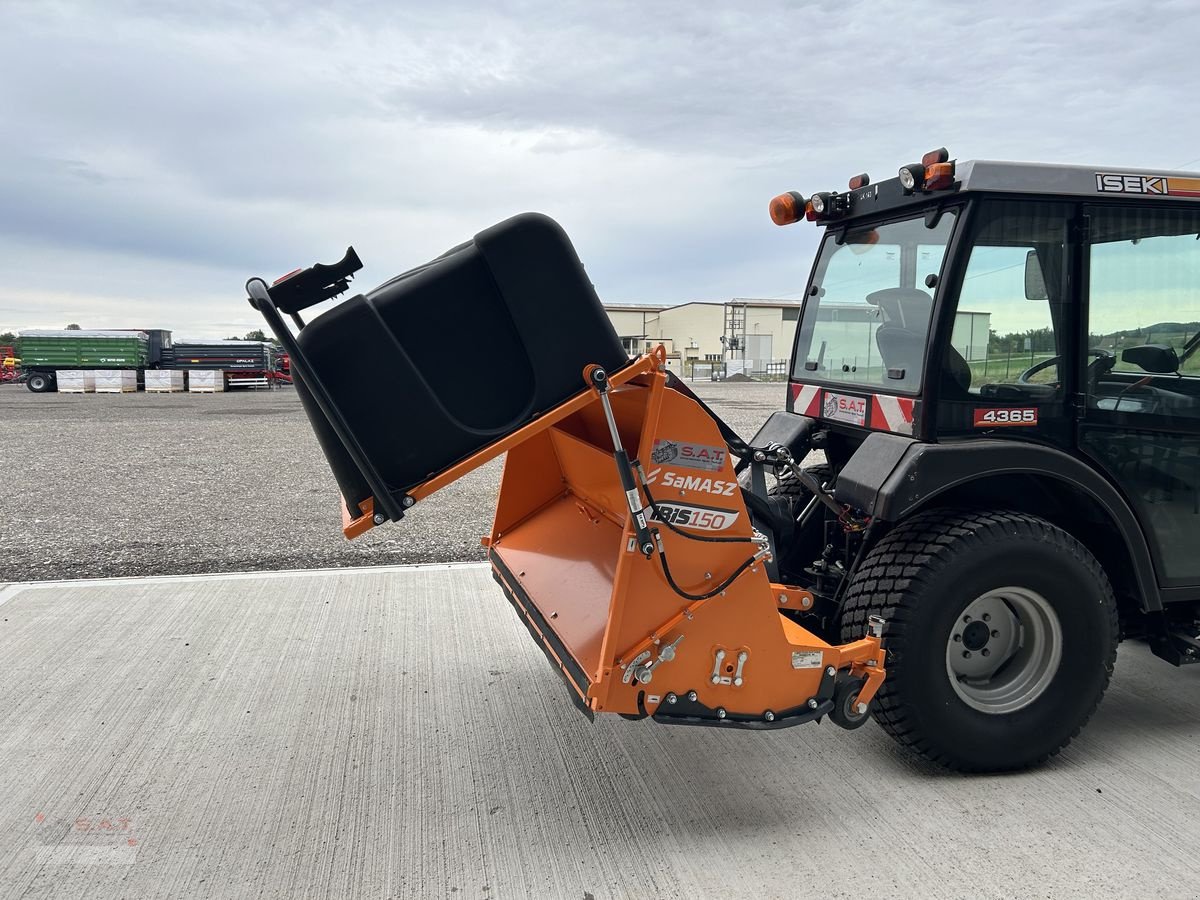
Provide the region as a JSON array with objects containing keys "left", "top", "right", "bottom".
[{"left": 19, "top": 330, "right": 150, "bottom": 393}]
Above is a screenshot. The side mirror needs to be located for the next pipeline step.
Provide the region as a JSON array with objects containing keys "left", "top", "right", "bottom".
[
  {"left": 1024, "top": 250, "right": 1048, "bottom": 301},
  {"left": 1121, "top": 343, "right": 1179, "bottom": 374}
]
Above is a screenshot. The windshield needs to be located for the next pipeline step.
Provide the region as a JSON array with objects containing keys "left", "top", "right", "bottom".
[{"left": 793, "top": 210, "right": 958, "bottom": 392}]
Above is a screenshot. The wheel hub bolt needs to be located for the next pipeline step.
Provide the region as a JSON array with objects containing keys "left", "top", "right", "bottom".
[
  {"left": 982, "top": 613, "right": 991, "bottom": 622},
  {"left": 991, "top": 630, "right": 1000, "bottom": 638},
  {"left": 963, "top": 650, "right": 972, "bottom": 659},
  {"left": 953, "top": 634, "right": 962, "bottom": 642},
  {"left": 982, "top": 649, "right": 990, "bottom": 657},
  {"left": 963, "top": 615, "right": 972, "bottom": 623}
]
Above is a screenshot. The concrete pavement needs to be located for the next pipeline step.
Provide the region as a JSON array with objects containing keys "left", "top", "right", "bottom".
[{"left": 1, "top": 564, "right": 1199, "bottom": 899}]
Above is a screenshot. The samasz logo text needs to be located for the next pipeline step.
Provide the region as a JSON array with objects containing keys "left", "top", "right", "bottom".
[{"left": 645, "top": 468, "right": 738, "bottom": 497}]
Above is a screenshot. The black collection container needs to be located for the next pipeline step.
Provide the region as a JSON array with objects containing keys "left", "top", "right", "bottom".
[{"left": 288, "top": 213, "right": 628, "bottom": 515}]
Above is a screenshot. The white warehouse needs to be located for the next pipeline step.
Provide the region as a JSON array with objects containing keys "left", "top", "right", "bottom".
[{"left": 604, "top": 299, "right": 802, "bottom": 375}]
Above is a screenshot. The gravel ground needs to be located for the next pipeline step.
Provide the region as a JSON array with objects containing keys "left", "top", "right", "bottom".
[{"left": 0, "top": 378, "right": 795, "bottom": 581}]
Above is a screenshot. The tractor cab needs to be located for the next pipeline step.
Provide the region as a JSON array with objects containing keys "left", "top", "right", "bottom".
[{"left": 771, "top": 152, "right": 1200, "bottom": 611}]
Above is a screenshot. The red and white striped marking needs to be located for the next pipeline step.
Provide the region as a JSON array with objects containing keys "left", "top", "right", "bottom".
[
  {"left": 871, "top": 394, "right": 916, "bottom": 434},
  {"left": 791, "top": 383, "right": 821, "bottom": 416}
]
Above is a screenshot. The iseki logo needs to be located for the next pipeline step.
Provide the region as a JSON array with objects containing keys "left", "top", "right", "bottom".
[{"left": 1095, "top": 173, "right": 1168, "bottom": 195}]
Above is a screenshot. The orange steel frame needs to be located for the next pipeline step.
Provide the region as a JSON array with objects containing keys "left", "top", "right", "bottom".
[{"left": 344, "top": 348, "right": 885, "bottom": 724}]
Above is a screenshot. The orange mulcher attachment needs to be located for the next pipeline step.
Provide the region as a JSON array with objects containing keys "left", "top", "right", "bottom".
[
  {"left": 480, "top": 347, "right": 886, "bottom": 728},
  {"left": 247, "top": 219, "right": 884, "bottom": 730}
]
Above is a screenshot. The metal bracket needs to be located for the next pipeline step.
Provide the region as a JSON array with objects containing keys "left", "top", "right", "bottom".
[{"left": 624, "top": 634, "right": 684, "bottom": 685}]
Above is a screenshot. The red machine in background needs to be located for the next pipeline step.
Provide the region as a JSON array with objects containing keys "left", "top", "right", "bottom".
[{"left": 0, "top": 346, "right": 20, "bottom": 383}]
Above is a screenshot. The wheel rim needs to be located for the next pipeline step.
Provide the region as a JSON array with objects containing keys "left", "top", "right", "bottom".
[{"left": 945, "top": 587, "right": 1062, "bottom": 714}]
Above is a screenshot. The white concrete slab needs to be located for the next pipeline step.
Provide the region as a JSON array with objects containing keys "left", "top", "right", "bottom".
[{"left": 0, "top": 566, "right": 1198, "bottom": 899}]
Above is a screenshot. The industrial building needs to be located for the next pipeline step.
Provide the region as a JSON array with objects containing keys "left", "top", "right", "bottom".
[
  {"left": 606, "top": 299, "right": 991, "bottom": 378},
  {"left": 604, "top": 299, "right": 802, "bottom": 377}
]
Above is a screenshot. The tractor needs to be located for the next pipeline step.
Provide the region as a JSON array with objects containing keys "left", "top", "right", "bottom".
[{"left": 249, "top": 149, "right": 1200, "bottom": 771}]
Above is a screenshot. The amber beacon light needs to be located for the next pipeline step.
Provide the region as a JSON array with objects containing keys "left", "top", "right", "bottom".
[{"left": 769, "top": 191, "right": 807, "bottom": 226}]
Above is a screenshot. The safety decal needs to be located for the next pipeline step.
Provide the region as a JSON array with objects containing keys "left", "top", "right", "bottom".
[
  {"left": 650, "top": 439, "right": 727, "bottom": 472},
  {"left": 791, "top": 650, "right": 823, "bottom": 669},
  {"left": 821, "top": 391, "right": 868, "bottom": 427},
  {"left": 648, "top": 500, "right": 741, "bottom": 532},
  {"left": 1094, "top": 173, "right": 1200, "bottom": 199},
  {"left": 791, "top": 383, "right": 822, "bottom": 417},
  {"left": 973, "top": 407, "right": 1039, "bottom": 427},
  {"left": 871, "top": 395, "right": 916, "bottom": 435}
]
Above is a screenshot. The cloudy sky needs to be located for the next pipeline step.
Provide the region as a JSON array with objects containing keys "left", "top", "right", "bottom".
[{"left": 2, "top": 0, "right": 1199, "bottom": 338}]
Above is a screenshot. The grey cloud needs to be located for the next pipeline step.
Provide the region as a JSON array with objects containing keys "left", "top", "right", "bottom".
[{"left": 1, "top": 0, "right": 1199, "bottom": 337}]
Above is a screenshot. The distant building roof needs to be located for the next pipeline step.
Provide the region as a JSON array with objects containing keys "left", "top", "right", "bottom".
[{"left": 731, "top": 298, "right": 804, "bottom": 308}]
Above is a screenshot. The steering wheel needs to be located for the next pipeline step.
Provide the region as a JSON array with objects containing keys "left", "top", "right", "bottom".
[{"left": 1017, "top": 348, "right": 1114, "bottom": 386}]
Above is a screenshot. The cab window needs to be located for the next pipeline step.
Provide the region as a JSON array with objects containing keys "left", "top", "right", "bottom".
[{"left": 943, "top": 200, "right": 1071, "bottom": 400}]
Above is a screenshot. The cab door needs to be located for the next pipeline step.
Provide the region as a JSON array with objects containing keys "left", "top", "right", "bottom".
[
  {"left": 1078, "top": 203, "right": 1200, "bottom": 588},
  {"left": 933, "top": 199, "right": 1076, "bottom": 449}
]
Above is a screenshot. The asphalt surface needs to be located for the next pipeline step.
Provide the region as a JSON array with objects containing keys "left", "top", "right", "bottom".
[
  {"left": 0, "top": 379, "right": 794, "bottom": 581},
  {"left": 2, "top": 565, "right": 1199, "bottom": 899}
]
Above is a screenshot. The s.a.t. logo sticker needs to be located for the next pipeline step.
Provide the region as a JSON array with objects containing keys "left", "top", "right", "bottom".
[
  {"left": 651, "top": 440, "right": 679, "bottom": 464},
  {"left": 821, "top": 391, "right": 867, "bottom": 427},
  {"left": 650, "top": 439, "right": 726, "bottom": 472}
]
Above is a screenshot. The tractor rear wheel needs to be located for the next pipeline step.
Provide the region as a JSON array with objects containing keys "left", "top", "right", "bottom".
[{"left": 840, "top": 509, "right": 1118, "bottom": 772}]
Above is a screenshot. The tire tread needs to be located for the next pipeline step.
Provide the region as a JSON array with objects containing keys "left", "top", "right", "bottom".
[{"left": 840, "top": 508, "right": 1119, "bottom": 772}]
